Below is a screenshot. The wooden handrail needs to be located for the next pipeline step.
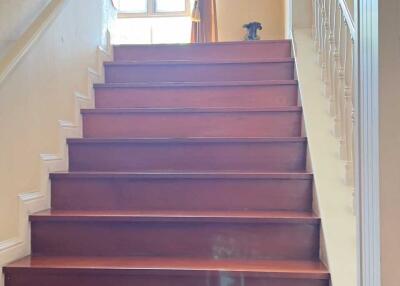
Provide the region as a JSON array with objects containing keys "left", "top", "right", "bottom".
[
  {"left": 338, "top": 0, "right": 356, "bottom": 39},
  {"left": 0, "top": 0, "right": 68, "bottom": 85}
]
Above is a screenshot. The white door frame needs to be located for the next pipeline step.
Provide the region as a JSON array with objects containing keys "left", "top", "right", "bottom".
[{"left": 356, "top": 0, "right": 381, "bottom": 285}]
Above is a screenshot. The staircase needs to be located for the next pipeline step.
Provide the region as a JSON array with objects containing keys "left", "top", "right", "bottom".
[{"left": 3, "top": 40, "right": 330, "bottom": 286}]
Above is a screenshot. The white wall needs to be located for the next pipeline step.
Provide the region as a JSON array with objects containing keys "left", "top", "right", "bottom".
[
  {"left": 0, "top": 0, "right": 51, "bottom": 58},
  {"left": 0, "top": 0, "right": 115, "bottom": 243},
  {"left": 216, "top": 0, "right": 286, "bottom": 41}
]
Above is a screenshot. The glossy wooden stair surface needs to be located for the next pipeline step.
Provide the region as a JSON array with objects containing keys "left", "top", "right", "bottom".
[
  {"left": 68, "top": 137, "right": 307, "bottom": 172},
  {"left": 3, "top": 40, "right": 329, "bottom": 286},
  {"left": 50, "top": 172, "right": 313, "bottom": 211},
  {"left": 114, "top": 40, "right": 292, "bottom": 61},
  {"left": 30, "top": 210, "right": 319, "bottom": 259},
  {"left": 104, "top": 59, "right": 295, "bottom": 83},
  {"left": 94, "top": 81, "right": 299, "bottom": 108},
  {"left": 4, "top": 257, "right": 329, "bottom": 286},
  {"left": 81, "top": 107, "right": 303, "bottom": 138}
]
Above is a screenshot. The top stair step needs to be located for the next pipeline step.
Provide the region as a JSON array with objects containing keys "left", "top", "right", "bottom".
[
  {"left": 104, "top": 58, "right": 295, "bottom": 83},
  {"left": 113, "top": 40, "right": 292, "bottom": 62}
]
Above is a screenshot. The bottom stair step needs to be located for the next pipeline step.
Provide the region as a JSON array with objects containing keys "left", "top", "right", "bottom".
[{"left": 4, "top": 256, "right": 330, "bottom": 286}]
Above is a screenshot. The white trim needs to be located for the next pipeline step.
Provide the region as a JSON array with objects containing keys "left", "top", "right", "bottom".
[
  {"left": 357, "top": 0, "right": 381, "bottom": 285},
  {"left": 0, "top": 239, "right": 21, "bottom": 253}
]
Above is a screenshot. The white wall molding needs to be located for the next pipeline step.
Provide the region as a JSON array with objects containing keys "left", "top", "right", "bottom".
[{"left": 357, "top": 0, "right": 381, "bottom": 285}]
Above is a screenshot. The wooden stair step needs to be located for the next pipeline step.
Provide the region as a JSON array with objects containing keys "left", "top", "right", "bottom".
[
  {"left": 4, "top": 256, "right": 329, "bottom": 278},
  {"left": 104, "top": 58, "right": 295, "bottom": 83},
  {"left": 67, "top": 137, "right": 307, "bottom": 172},
  {"left": 51, "top": 172, "right": 313, "bottom": 212},
  {"left": 94, "top": 80, "right": 298, "bottom": 88},
  {"left": 51, "top": 171, "right": 314, "bottom": 179},
  {"left": 82, "top": 106, "right": 302, "bottom": 113},
  {"left": 113, "top": 40, "right": 292, "bottom": 61},
  {"left": 81, "top": 107, "right": 302, "bottom": 138},
  {"left": 29, "top": 210, "right": 320, "bottom": 260},
  {"left": 105, "top": 58, "right": 295, "bottom": 65},
  {"left": 94, "top": 80, "right": 299, "bottom": 109},
  {"left": 4, "top": 256, "right": 329, "bottom": 286},
  {"left": 30, "top": 210, "right": 320, "bottom": 224}
]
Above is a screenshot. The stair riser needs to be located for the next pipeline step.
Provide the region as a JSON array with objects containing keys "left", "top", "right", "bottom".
[
  {"left": 5, "top": 273, "right": 328, "bottom": 286},
  {"left": 31, "top": 221, "right": 319, "bottom": 260},
  {"left": 51, "top": 177, "right": 313, "bottom": 211},
  {"left": 82, "top": 112, "right": 302, "bottom": 138},
  {"left": 68, "top": 141, "right": 307, "bottom": 172},
  {"left": 114, "top": 41, "right": 292, "bottom": 61},
  {"left": 104, "top": 62, "right": 295, "bottom": 83},
  {"left": 95, "top": 85, "right": 299, "bottom": 108}
]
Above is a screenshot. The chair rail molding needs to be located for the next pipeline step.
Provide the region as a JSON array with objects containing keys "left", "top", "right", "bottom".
[{"left": 357, "top": 0, "right": 381, "bottom": 285}]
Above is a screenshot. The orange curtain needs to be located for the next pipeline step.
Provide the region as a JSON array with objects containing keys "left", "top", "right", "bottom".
[{"left": 191, "top": 0, "right": 218, "bottom": 43}]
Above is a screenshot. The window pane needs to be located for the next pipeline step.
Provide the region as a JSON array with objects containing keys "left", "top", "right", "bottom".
[
  {"left": 151, "top": 17, "right": 191, "bottom": 44},
  {"left": 110, "top": 17, "right": 191, "bottom": 45},
  {"left": 111, "top": 18, "right": 152, "bottom": 44},
  {"left": 118, "top": 0, "right": 147, "bottom": 13},
  {"left": 155, "top": 0, "right": 186, "bottom": 12}
]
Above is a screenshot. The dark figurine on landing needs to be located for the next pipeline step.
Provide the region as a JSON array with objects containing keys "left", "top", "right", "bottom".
[{"left": 243, "top": 22, "right": 263, "bottom": 41}]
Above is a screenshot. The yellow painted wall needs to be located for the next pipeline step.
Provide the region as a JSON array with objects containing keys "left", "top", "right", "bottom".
[
  {"left": 379, "top": 0, "right": 400, "bottom": 285},
  {"left": 216, "top": 0, "right": 286, "bottom": 42}
]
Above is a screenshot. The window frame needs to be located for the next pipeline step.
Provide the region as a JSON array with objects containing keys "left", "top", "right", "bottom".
[{"left": 117, "top": 0, "right": 191, "bottom": 18}]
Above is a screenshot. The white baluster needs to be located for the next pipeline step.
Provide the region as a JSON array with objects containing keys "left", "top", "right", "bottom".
[{"left": 312, "top": 0, "right": 356, "bottom": 187}]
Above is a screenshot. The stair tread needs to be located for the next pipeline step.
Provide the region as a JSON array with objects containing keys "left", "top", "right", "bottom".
[
  {"left": 5, "top": 39, "right": 329, "bottom": 284},
  {"left": 4, "top": 256, "right": 329, "bottom": 279},
  {"left": 94, "top": 80, "right": 298, "bottom": 89},
  {"left": 50, "top": 171, "right": 313, "bottom": 179},
  {"left": 114, "top": 39, "right": 291, "bottom": 48},
  {"left": 67, "top": 137, "right": 307, "bottom": 144},
  {"left": 104, "top": 58, "right": 295, "bottom": 66},
  {"left": 81, "top": 107, "right": 302, "bottom": 114},
  {"left": 30, "top": 210, "right": 319, "bottom": 224}
]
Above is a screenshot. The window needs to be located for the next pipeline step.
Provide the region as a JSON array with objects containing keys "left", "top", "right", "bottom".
[
  {"left": 115, "top": 0, "right": 191, "bottom": 17},
  {"left": 111, "top": 0, "right": 193, "bottom": 45},
  {"left": 111, "top": 17, "right": 192, "bottom": 44},
  {"left": 117, "top": 0, "right": 147, "bottom": 13}
]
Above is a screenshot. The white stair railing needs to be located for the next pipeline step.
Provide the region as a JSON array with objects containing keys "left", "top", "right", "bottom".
[{"left": 313, "top": 0, "right": 355, "bottom": 185}]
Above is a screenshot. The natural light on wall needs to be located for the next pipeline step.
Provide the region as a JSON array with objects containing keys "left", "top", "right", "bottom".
[{"left": 111, "top": 0, "right": 193, "bottom": 45}]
